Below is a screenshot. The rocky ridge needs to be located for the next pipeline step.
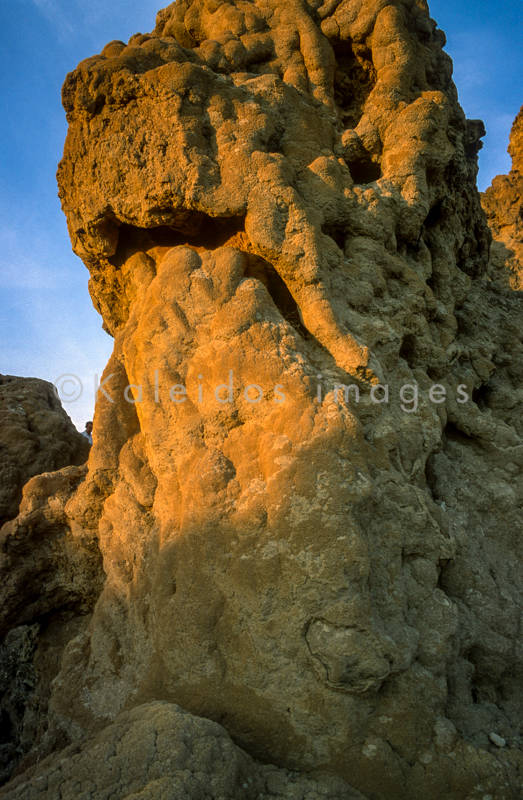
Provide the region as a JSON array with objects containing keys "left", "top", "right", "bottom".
[
  {"left": 1, "top": 1, "right": 523, "bottom": 799},
  {"left": 481, "top": 105, "right": 523, "bottom": 290}
]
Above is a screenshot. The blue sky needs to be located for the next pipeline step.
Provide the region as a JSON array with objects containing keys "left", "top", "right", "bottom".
[
  {"left": 430, "top": 0, "right": 523, "bottom": 182},
  {"left": 0, "top": 0, "right": 522, "bottom": 430}
]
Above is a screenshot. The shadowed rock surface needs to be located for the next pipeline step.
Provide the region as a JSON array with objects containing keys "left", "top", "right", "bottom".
[
  {"left": 0, "top": 380, "right": 95, "bottom": 782},
  {"left": 1, "top": 701, "right": 367, "bottom": 800},
  {"left": 482, "top": 105, "right": 523, "bottom": 290},
  {"left": 0, "top": 468, "right": 104, "bottom": 784},
  {"left": 1, "top": 1, "right": 523, "bottom": 798},
  {"left": 0, "top": 375, "right": 90, "bottom": 527}
]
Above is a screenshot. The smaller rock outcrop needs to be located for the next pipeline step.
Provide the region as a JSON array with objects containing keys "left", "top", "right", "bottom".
[
  {"left": 481, "top": 105, "right": 523, "bottom": 289},
  {"left": 0, "top": 375, "right": 90, "bottom": 527},
  {"left": 0, "top": 376, "right": 96, "bottom": 784}
]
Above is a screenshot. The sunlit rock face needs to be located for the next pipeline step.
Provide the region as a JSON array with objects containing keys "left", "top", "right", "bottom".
[
  {"left": 2, "top": 1, "right": 523, "bottom": 798},
  {"left": 482, "top": 105, "right": 523, "bottom": 290}
]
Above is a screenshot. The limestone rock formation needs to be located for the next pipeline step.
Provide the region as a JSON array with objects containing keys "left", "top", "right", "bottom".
[
  {"left": 481, "top": 105, "right": 523, "bottom": 289},
  {"left": 0, "top": 375, "right": 90, "bottom": 527},
  {"left": 2, "top": 1, "right": 523, "bottom": 799}
]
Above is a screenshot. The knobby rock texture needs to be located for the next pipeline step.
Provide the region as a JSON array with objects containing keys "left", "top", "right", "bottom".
[
  {"left": 482, "top": 105, "right": 523, "bottom": 290},
  {"left": 1, "top": 701, "right": 365, "bottom": 800},
  {"left": 1, "top": 1, "right": 523, "bottom": 799}
]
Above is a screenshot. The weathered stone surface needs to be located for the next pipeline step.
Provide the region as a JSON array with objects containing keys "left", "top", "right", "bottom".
[
  {"left": 0, "top": 617, "right": 92, "bottom": 787},
  {"left": 481, "top": 105, "right": 523, "bottom": 289},
  {"left": 0, "top": 466, "right": 104, "bottom": 638},
  {"left": 0, "top": 377, "right": 93, "bottom": 783},
  {"left": 2, "top": 1, "right": 523, "bottom": 799},
  {"left": 0, "top": 625, "right": 40, "bottom": 784},
  {"left": 0, "top": 467, "right": 104, "bottom": 785},
  {"left": 0, "top": 701, "right": 366, "bottom": 799},
  {"left": 0, "top": 375, "right": 90, "bottom": 527}
]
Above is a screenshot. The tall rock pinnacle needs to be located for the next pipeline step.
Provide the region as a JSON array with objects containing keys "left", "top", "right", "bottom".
[
  {"left": 482, "top": 105, "right": 523, "bottom": 289},
  {"left": 1, "top": 2, "right": 523, "bottom": 799}
]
